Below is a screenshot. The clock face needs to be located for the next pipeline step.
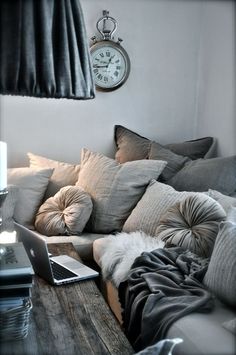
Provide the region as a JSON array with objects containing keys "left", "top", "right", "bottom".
[{"left": 90, "top": 41, "right": 130, "bottom": 91}]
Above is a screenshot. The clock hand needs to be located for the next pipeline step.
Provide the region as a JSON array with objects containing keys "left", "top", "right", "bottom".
[{"left": 93, "top": 64, "right": 108, "bottom": 68}]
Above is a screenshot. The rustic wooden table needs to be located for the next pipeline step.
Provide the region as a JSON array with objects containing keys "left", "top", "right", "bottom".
[{"left": 0, "top": 243, "right": 134, "bottom": 355}]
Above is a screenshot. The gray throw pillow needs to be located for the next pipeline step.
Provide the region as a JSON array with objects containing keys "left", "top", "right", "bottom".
[
  {"left": 203, "top": 221, "right": 236, "bottom": 308},
  {"left": 168, "top": 156, "right": 236, "bottom": 195},
  {"left": 156, "top": 194, "right": 226, "bottom": 257},
  {"left": 76, "top": 149, "right": 167, "bottom": 233},
  {"left": 149, "top": 141, "right": 190, "bottom": 182},
  {"left": 123, "top": 180, "right": 197, "bottom": 237},
  {"left": 1, "top": 185, "right": 19, "bottom": 232},
  {"left": 206, "top": 189, "right": 236, "bottom": 214},
  {"left": 114, "top": 125, "right": 216, "bottom": 163},
  {"left": 28, "top": 152, "right": 80, "bottom": 200},
  {"left": 35, "top": 186, "right": 93, "bottom": 236},
  {"left": 7, "top": 167, "right": 53, "bottom": 228}
]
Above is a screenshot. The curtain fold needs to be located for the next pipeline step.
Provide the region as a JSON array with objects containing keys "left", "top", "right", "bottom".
[{"left": 0, "top": 0, "right": 95, "bottom": 100}]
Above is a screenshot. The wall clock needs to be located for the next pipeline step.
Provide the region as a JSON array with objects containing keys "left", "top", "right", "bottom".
[{"left": 90, "top": 10, "right": 131, "bottom": 92}]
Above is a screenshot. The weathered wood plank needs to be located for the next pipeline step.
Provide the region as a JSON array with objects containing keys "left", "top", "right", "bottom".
[{"left": 0, "top": 243, "right": 133, "bottom": 355}]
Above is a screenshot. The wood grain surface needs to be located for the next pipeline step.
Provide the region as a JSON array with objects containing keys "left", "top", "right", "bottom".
[{"left": 0, "top": 243, "right": 133, "bottom": 355}]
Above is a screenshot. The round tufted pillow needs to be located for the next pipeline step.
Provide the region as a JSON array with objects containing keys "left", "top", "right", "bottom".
[
  {"left": 35, "top": 186, "right": 93, "bottom": 236},
  {"left": 156, "top": 194, "right": 226, "bottom": 257}
]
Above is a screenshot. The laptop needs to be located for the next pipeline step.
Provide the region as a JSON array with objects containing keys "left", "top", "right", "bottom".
[{"left": 14, "top": 223, "right": 99, "bottom": 285}]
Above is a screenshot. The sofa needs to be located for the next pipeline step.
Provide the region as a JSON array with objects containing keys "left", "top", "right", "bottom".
[{"left": 3, "top": 125, "right": 236, "bottom": 355}]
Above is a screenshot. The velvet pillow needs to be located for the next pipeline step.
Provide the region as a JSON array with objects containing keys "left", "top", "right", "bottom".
[
  {"left": 35, "top": 186, "right": 93, "bottom": 236},
  {"left": 7, "top": 167, "right": 53, "bottom": 228},
  {"left": 28, "top": 152, "right": 80, "bottom": 200},
  {"left": 1, "top": 185, "right": 19, "bottom": 232},
  {"left": 76, "top": 149, "right": 167, "bottom": 233},
  {"left": 114, "top": 125, "right": 216, "bottom": 163},
  {"left": 156, "top": 194, "right": 226, "bottom": 257},
  {"left": 203, "top": 221, "right": 236, "bottom": 308},
  {"left": 123, "top": 180, "right": 197, "bottom": 236},
  {"left": 168, "top": 156, "right": 236, "bottom": 195}
]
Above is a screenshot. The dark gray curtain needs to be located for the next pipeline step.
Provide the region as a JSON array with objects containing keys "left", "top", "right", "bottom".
[{"left": 0, "top": 0, "right": 95, "bottom": 100}]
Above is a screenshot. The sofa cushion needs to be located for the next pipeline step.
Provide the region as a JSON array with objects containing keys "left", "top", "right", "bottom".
[
  {"left": 35, "top": 186, "right": 93, "bottom": 236},
  {"left": 1, "top": 185, "right": 18, "bottom": 232},
  {"left": 8, "top": 167, "right": 53, "bottom": 228},
  {"left": 114, "top": 125, "right": 216, "bottom": 163},
  {"left": 166, "top": 299, "right": 236, "bottom": 355},
  {"left": 203, "top": 221, "right": 236, "bottom": 308},
  {"left": 123, "top": 180, "right": 196, "bottom": 236},
  {"left": 168, "top": 156, "right": 236, "bottom": 195},
  {"left": 156, "top": 194, "right": 226, "bottom": 257},
  {"left": 76, "top": 149, "right": 166, "bottom": 233},
  {"left": 28, "top": 152, "right": 80, "bottom": 199}
]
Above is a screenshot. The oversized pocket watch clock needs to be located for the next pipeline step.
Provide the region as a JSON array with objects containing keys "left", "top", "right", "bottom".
[{"left": 90, "top": 10, "right": 131, "bottom": 91}]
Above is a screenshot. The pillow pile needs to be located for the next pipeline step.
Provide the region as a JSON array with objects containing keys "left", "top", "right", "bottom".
[
  {"left": 156, "top": 194, "right": 226, "bottom": 257},
  {"left": 28, "top": 152, "right": 80, "bottom": 200},
  {"left": 76, "top": 148, "right": 167, "bottom": 233},
  {"left": 35, "top": 186, "right": 93, "bottom": 236},
  {"left": 7, "top": 167, "right": 53, "bottom": 228},
  {"left": 114, "top": 125, "right": 236, "bottom": 195}
]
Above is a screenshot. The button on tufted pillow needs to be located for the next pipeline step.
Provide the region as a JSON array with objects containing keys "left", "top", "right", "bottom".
[
  {"left": 156, "top": 194, "right": 226, "bottom": 257},
  {"left": 35, "top": 186, "right": 93, "bottom": 236}
]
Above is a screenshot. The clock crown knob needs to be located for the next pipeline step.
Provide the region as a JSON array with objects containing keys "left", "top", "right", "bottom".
[
  {"left": 91, "top": 36, "right": 97, "bottom": 44},
  {"left": 117, "top": 38, "right": 123, "bottom": 45}
]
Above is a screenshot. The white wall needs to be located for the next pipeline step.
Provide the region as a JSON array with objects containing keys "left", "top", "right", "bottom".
[
  {"left": 0, "top": 0, "right": 235, "bottom": 167},
  {"left": 194, "top": 0, "right": 236, "bottom": 157}
]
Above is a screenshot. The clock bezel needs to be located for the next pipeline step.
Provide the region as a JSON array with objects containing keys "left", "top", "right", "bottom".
[{"left": 90, "top": 40, "right": 131, "bottom": 92}]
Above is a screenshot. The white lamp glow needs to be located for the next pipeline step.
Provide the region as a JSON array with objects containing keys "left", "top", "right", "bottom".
[{"left": 0, "top": 141, "right": 7, "bottom": 191}]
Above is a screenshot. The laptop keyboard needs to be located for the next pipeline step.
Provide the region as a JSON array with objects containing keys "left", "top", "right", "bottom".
[{"left": 50, "top": 261, "right": 78, "bottom": 280}]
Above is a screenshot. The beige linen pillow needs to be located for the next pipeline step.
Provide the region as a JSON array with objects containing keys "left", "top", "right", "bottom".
[
  {"left": 28, "top": 152, "right": 80, "bottom": 199},
  {"left": 76, "top": 148, "right": 167, "bottom": 233},
  {"left": 123, "top": 180, "right": 197, "bottom": 236},
  {"left": 7, "top": 167, "right": 53, "bottom": 228},
  {"left": 35, "top": 186, "right": 93, "bottom": 236}
]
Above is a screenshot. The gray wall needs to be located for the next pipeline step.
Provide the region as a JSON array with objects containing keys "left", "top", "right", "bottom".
[{"left": 0, "top": 0, "right": 235, "bottom": 167}]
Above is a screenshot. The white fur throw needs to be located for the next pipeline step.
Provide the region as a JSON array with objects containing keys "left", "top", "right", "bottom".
[{"left": 100, "top": 231, "right": 164, "bottom": 287}]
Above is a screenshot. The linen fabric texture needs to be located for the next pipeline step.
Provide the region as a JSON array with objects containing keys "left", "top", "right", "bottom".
[
  {"left": 156, "top": 194, "right": 226, "bottom": 257},
  {"left": 203, "top": 221, "right": 236, "bottom": 308},
  {"left": 76, "top": 148, "right": 167, "bottom": 233},
  {"left": 28, "top": 152, "right": 80, "bottom": 200},
  {"left": 35, "top": 186, "right": 92, "bottom": 236},
  {"left": 7, "top": 167, "right": 53, "bottom": 228},
  {"left": 1, "top": 185, "right": 19, "bottom": 232}
]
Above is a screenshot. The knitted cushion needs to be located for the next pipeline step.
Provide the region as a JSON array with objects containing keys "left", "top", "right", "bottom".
[
  {"left": 156, "top": 194, "right": 226, "bottom": 257},
  {"left": 204, "top": 221, "right": 236, "bottom": 307},
  {"left": 35, "top": 186, "right": 92, "bottom": 236}
]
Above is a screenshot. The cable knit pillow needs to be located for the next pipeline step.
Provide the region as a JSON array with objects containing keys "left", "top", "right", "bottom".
[
  {"left": 35, "top": 186, "right": 93, "bottom": 236},
  {"left": 156, "top": 194, "right": 226, "bottom": 257},
  {"left": 203, "top": 221, "right": 236, "bottom": 307}
]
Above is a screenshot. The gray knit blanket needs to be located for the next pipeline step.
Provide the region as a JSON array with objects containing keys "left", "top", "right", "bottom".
[{"left": 118, "top": 246, "right": 214, "bottom": 352}]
